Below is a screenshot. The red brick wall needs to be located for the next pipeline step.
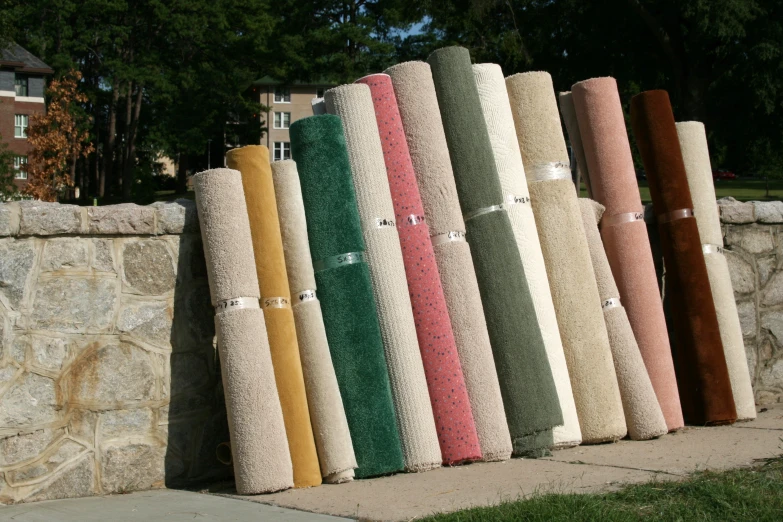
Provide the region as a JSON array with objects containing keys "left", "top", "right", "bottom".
[{"left": 0, "top": 96, "right": 46, "bottom": 190}]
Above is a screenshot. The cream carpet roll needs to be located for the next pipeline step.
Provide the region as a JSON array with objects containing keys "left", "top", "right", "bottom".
[
  {"left": 193, "top": 168, "right": 293, "bottom": 494},
  {"left": 271, "top": 159, "right": 358, "bottom": 482},
  {"left": 473, "top": 63, "right": 581, "bottom": 448},
  {"left": 676, "top": 121, "right": 756, "bottom": 421},
  {"left": 506, "top": 71, "right": 627, "bottom": 443},
  {"left": 325, "top": 84, "right": 442, "bottom": 472},
  {"left": 558, "top": 91, "right": 590, "bottom": 196},
  {"left": 579, "top": 199, "right": 668, "bottom": 440},
  {"left": 386, "top": 60, "right": 512, "bottom": 462}
]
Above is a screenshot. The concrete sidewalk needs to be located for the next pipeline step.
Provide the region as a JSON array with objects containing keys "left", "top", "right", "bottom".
[{"left": 226, "top": 405, "right": 783, "bottom": 521}]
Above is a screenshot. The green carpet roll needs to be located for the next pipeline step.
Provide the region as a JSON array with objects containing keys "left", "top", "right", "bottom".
[
  {"left": 290, "top": 114, "right": 404, "bottom": 478},
  {"left": 428, "top": 46, "right": 563, "bottom": 456}
]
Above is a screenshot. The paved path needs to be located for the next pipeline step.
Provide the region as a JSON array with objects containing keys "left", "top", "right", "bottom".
[{"left": 227, "top": 405, "right": 783, "bottom": 521}]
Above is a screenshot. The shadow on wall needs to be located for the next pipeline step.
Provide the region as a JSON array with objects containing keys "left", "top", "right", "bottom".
[{"left": 164, "top": 233, "right": 233, "bottom": 488}]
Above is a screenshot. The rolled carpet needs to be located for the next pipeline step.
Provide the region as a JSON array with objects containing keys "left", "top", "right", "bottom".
[
  {"left": 570, "top": 77, "right": 684, "bottom": 431},
  {"left": 325, "top": 84, "right": 442, "bottom": 472},
  {"left": 630, "top": 90, "right": 737, "bottom": 425},
  {"left": 385, "top": 60, "right": 512, "bottom": 461},
  {"left": 472, "top": 63, "right": 581, "bottom": 448},
  {"left": 271, "top": 159, "right": 358, "bottom": 482},
  {"left": 226, "top": 146, "right": 321, "bottom": 488},
  {"left": 506, "top": 70, "right": 627, "bottom": 443},
  {"left": 193, "top": 168, "right": 293, "bottom": 494},
  {"left": 676, "top": 121, "right": 756, "bottom": 421},
  {"left": 290, "top": 114, "right": 404, "bottom": 478},
  {"left": 428, "top": 47, "right": 563, "bottom": 456},
  {"left": 557, "top": 91, "right": 591, "bottom": 197},
  {"left": 355, "top": 73, "right": 481, "bottom": 464},
  {"left": 579, "top": 198, "right": 668, "bottom": 440}
]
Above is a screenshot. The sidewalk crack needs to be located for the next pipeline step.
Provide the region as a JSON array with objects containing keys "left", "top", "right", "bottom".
[{"left": 542, "top": 458, "right": 684, "bottom": 477}]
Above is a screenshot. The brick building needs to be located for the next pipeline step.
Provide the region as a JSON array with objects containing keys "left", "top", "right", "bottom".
[{"left": 0, "top": 43, "right": 53, "bottom": 190}]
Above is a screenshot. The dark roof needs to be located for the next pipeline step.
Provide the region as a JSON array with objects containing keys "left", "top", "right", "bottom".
[
  {"left": 0, "top": 43, "right": 54, "bottom": 74},
  {"left": 253, "top": 75, "right": 335, "bottom": 87}
]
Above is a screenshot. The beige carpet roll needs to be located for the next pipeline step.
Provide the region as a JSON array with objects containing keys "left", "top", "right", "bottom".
[
  {"left": 324, "top": 84, "right": 442, "bottom": 472},
  {"left": 271, "top": 159, "right": 358, "bottom": 482},
  {"left": 386, "top": 60, "right": 512, "bottom": 461},
  {"left": 506, "top": 71, "right": 627, "bottom": 443},
  {"left": 558, "top": 91, "right": 590, "bottom": 196},
  {"left": 193, "top": 168, "right": 293, "bottom": 494},
  {"left": 676, "top": 121, "right": 756, "bottom": 421},
  {"left": 579, "top": 199, "right": 668, "bottom": 440},
  {"left": 473, "top": 63, "right": 581, "bottom": 448}
]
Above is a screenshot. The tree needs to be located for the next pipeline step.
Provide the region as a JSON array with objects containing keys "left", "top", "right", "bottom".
[
  {"left": 23, "top": 71, "right": 93, "bottom": 201},
  {"left": 0, "top": 137, "right": 16, "bottom": 200}
]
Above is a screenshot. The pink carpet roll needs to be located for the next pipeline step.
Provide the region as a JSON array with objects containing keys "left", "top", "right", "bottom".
[
  {"left": 355, "top": 73, "right": 481, "bottom": 465},
  {"left": 571, "top": 77, "right": 684, "bottom": 431}
]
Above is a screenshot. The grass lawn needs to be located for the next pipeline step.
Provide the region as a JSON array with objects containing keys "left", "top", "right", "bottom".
[
  {"left": 421, "top": 457, "right": 783, "bottom": 522},
  {"left": 579, "top": 179, "right": 783, "bottom": 205}
]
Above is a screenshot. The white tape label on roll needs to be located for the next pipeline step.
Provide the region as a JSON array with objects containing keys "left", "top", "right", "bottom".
[
  {"left": 702, "top": 243, "right": 725, "bottom": 255},
  {"left": 263, "top": 297, "right": 291, "bottom": 309},
  {"left": 602, "top": 297, "right": 621, "bottom": 310},
  {"left": 529, "top": 162, "right": 572, "bottom": 182},
  {"left": 374, "top": 217, "right": 396, "bottom": 228},
  {"left": 463, "top": 204, "right": 505, "bottom": 222},
  {"left": 404, "top": 214, "right": 426, "bottom": 226},
  {"left": 296, "top": 289, "right": 317, "bottom": 303},
  {"left": 504, "top": 194, "right": 531, "bottom": 206},
  {"left": 312, "top": 251, "right": 365, "bottom": 272},
  {"left": 431, "top": 230, "right": 467, "bottom": 246},
  {"left": 216, "top": 297, "right": 260, "bottom": 312}
]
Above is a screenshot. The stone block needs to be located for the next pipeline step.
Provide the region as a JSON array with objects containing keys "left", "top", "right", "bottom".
[
  {"left": 0, "top": 428, "right": 64, "bottom": 466},
  {"left": 92, "top": 239, "right": 115, "bottom": 272},
  {"left": 67, "top": 342, "right": 156, "bottom": 407},
  {"left": 724, "top": 251, "right": 755, "bottom": 295},
  {"left": 11, "top": 335, "right": 28, "bottom": 364},
  {"left": 757, "top": 255, "right": 777, "bottom": 286},
  {"left": 30, "top": 277, "right": 117, "bottom": 333},
  {"left": 19, "top": 201, "right": 82, "bottom": 236},
  {"left": 117, "top": 300, "right": 173, "bottom": 348},
  {"left": 718, "top": 197, "right": 755, "bottom": 224},
  {"left": 763, "top": 271, "right": 783, "bottom": 306},
  {"left": 31, "top": 336, "right": 69, "bottom": 371},
  {"left": 736, "top": 300, "right": 757, "bottom": 338},
  {"left": 0, "top": 239, "right": 36, "bottom": 309},
  {"left": 0, "top": 365, "right": 17, "bottom": 386},
  {"left": 761, "top": 310, "right": 783, "bottom": 348},
  {"left": 0, "top": 202, "right": 20, "bottom": 236},
  {"left": 172, "top": 283, "right": 214, "bottom": 349},
  {"left": 41, "top": 238, "right": 88, "bottom": 271},
  {"left": 7, "top": 439, "right": 86, "bottom": 484},
  {"left": 68, "top": 409, "right": 97, "bottom": 445},
  {"left": 725, "top": 225, "right": 774, "bottom": 254},
  {"left": 152, "top": 200, "right": 199, "bottom": 234},
  {"left": 100, "top": 440, "right": 165, "bottom": 493},
  {"left": 122, "top": 240, "right": 175, "bottom": 295},
  {"left": 758, "top": 357, "right": 783, "bottom": 390},
  {"left": 0, "top": 372, "right": 59, "bottom": 427},
  {"left": 87, "top": 203, "right": 155, "bottom": 235},
  {"left": 100, "top": 408, "right": 154, "bottom": 439},
  {"left": 746, "top": 342, "right": 758, "bottom": 386},
  {"left": 753, "top": 201, "right": 783, "bottom": 224},
  {"left": 25, "top": 456, "right": 94, "bottom": 502}
]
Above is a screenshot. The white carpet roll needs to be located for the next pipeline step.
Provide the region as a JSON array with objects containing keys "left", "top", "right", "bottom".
[
  {"left": 676, "top": 121, "right": 756, "bottom": 421},
  {"left": 472, "top": 63, "right": 581, "bottom": 448},
  {"left": 386, "top": 60, "right": 512, "bottom": 461},
  {"left": 324, "top": 84, "right": 442, "bottom": 472},
  {"left": 193, "top": 168, "right": 293, "bottom": 494},
  {"left": 271, "top": 160, "right": 358, "bottom": 482}
]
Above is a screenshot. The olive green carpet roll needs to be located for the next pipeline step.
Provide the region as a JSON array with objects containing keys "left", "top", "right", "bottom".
[
  {"left": 226, "top": 146, "right": 321, "bottom": 489},
  {"left": 385, "top": 60, "right": 513, "bottom": 462},
  {"left": 428, "top": 46, "right": 563, "bottom": 456},
  {"left": 676, "top": 121, "right": 756, "bottom": 421},
  {"left": 290, "top": 114, "right": 404, "bottom": 479},
  {"left": 558, "top": 91, "right": 591, "bottom": 196},
  {"left": 271, "top": 159, "right": 358, "bottom": 482},
  {"left": 473, "top": 63, "right": 582, "bottom": 448},
  {"left": 506, "top": 70, "right": 627, "bottom": 443},
  {"left": 579, "top": 198, "right": 668, "bottom": 440},
  {"left": 193, "top": 168, "right": 293, "bottom": 494},
  {"left": 324, "top": 84, "right": 442, "bottom": 471}
]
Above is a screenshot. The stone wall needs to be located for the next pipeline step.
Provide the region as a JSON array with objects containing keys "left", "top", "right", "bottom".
[{"left": 0, "top": 200, "right": 230, "bottom": 504}]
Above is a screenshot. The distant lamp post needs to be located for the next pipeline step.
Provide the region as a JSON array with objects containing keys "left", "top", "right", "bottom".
[
  {"left": 74, "top": 187, "right": 80, "bottom": 199},
  {"left": 207, "top": 139, "right": 212, "bottom": 169}
]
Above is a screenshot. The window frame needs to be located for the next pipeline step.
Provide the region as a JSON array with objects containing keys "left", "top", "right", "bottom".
[
  {"left": 14, "top": 75, "right": 29, "bottom": 97},
  {"left": 273, "top": 86, "right": 291, "bottom": 103},
  {"left": 273, "top": 141, "right": 291, "bottom": 161},
  {"left": 316, "top": 88, "right": 325, "bottom": 98},
  {"left": 13, "top": 156, "right": 28, "bottom": 179},
  {"left": 273, "top": 111, "right": 291, "bottom": 129},
  {"left": 14, "top": 114, "right": 29, "bottom": 138}
]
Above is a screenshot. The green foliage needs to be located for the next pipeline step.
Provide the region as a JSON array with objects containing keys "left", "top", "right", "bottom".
[{"left": 0, "top": 137, "right": 18, "bottom": 200}]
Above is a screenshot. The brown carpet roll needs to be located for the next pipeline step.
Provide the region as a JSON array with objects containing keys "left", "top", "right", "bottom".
[
  {"left": 506, "top": 70, "right": 627, "bottom": 444},
  {"left": 579, "top": 199, "right": 668, "bottom": 440},
  {"left": 570, "top": 76, "right": 683, "bottom": 431},
  {"left": 558, "top": 91, "right": 590, "bottom": 196},
  {"left": 630, "top": 90, "right": 737, "bottom": 425},
  {"left": 226, "top": 146, "right": 321, "bottom": 488},
  {"left": 271, "top": 159, "right": 358, "bottom": 482},
  {"left": 676, "top": 121, "right": 756, "bottom": 421},
  {"left": 193, "top": 168, "right": 293, "bottom": 494}
]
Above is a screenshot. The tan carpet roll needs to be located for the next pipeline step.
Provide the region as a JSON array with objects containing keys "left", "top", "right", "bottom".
[
  {"left": 506, "top": 72, "right": 627, "bottom": 443},
  {"left": 579, "top": 199, "right": 668, "bottom": 440},
  {"left": 386, "top": 60, "right": 512, "bottom": 461},
  {"left": 473, "top": 63, "right": 581, "bottom": 448},
  {"left": 271, "top": 159, "right": 358, "bottom": 482},
  {"left": 193, "top": 168, "right": 292, "bottom": 494},
  {"left": 676, "top": 121, "right": 756, "bottom": 421},
  {"left": 325, "top": 83, "right": 442, "bottom": 471}
]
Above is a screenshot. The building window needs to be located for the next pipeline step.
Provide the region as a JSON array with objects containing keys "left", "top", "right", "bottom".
[
  {"left": 14, "top": 115, "right": 29, "bottom": 138},
  {"left": 316, "top": 88, "right": 325, "bottom": 98},
  {"left": 13, "top": 156, "right": 27, "bottom": 179},
  {"left": 273, "top": 142, "right": 291, "bottom": 161},
  {"left": 273, "top": 112, "right": 291, "bottom": 129},
  {"left": 274, "top": 86, "right": 291, "bottom": 103},
  {"left": 15, "top": 75, "right": 28, "bottom": 97}
]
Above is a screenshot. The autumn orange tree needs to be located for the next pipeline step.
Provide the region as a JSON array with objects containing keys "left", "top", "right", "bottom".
[{"left": 23, "top": 70, "right": 93, "bottom": 201}]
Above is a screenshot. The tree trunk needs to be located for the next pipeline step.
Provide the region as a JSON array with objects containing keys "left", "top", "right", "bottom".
[
  {"left": 122, "top": 84, "right": 143, "bottom": 201},
  {"left": 176, "top": 153, "right": 189, "bottom": 194},
  {"left": 102, "top": 82, "right": 120, "bottom": 198}
]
